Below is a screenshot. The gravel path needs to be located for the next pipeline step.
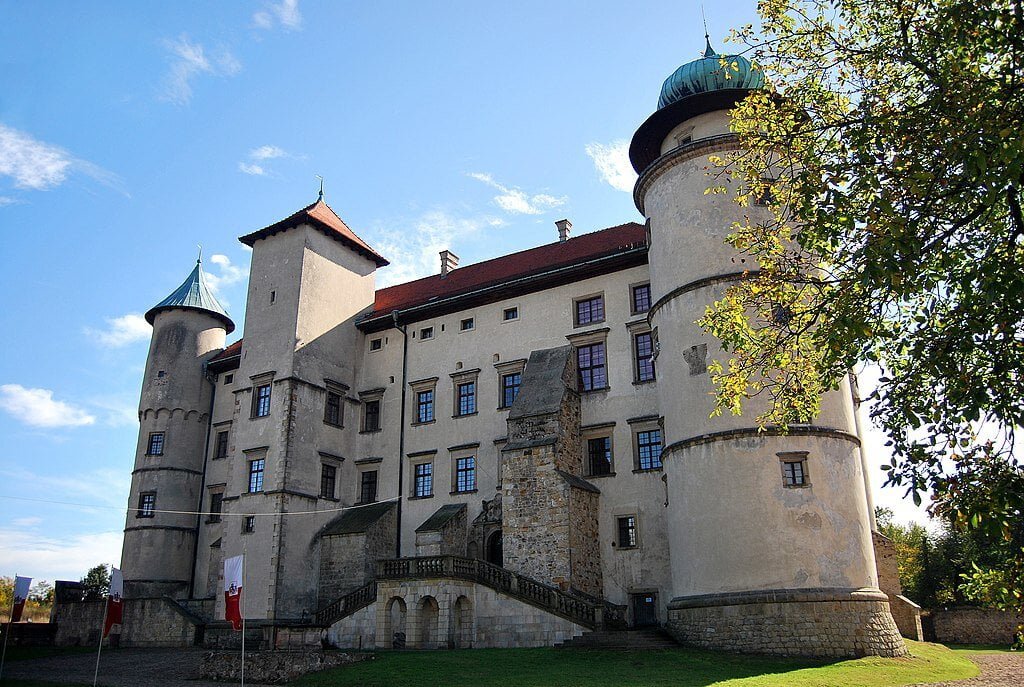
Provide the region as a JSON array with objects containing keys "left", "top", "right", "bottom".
[{"left": 910, "top": 652, "right": 1024, "bottom": 687}]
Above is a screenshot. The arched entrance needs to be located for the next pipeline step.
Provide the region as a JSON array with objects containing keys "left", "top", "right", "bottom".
[
  {"left": 450, "top": 595, "right": 473, "bottom": 648},
  {"left": 385, "top": 597, "right": 407, "bottom": 649},
  {"left": 485, "top": 530, "right": 503, "bottom": 567},
  {"left": 418, "top": 596, "right": 439, "bottom": 649}
]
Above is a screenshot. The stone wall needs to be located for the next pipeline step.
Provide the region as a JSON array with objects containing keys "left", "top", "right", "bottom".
[
  {"left": 666, "top": 589, "right": 908, "bottom": 658},
  {"left": 568, "top": 486, "right": 602, "bottom": 597},
  {"left": 53, "top": 597, "right": 201, "bottom": 648},
  {"left": 201, "top": 649, "right": 369, "bottom": 684},
  {"left": 872, "top": 532, "right": 923, "bottom": 640},
  {"left": 930, "top": 607, "right": 1024, "bottom": 645},
  {"left": 318, "top": 505, "right": 396, "bottom": 607},
  {"left": 325, "top": 602, "right": 377, "bottom": 650}
]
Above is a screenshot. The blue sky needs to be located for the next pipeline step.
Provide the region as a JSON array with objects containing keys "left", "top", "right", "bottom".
[{"left": 0, "top": 1, "right": 926, "bottom": 584}]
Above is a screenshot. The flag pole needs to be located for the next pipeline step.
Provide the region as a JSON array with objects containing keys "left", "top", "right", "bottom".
[
  {"left": 0, "top": 572, "right": 18, "bottom": 680},
  {"left": 93, "top": 565, "right": 110, "bottom": 687},
  {"left": 240, "top": 545, "right": 246, "bottom": 687}
]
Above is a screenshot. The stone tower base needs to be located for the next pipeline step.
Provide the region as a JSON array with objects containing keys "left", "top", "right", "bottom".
[{"left": 666, "top": 588, "right": 908, "bottom": 658}]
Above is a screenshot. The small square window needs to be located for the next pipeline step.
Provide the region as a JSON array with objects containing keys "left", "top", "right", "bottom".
[
  {"left": 252, "top": 383, "right": 272, "bottom": 418},
  {"left": 617, "top": 516, "right": 638, "bottom": 548},
  {"left": 137, "top": 492, "right": 156, "bottom": 518},
  {"left": 587, "top": 437, "right": 613, "bottom": 476},
  {"left": 324, "top": 390, "right": 343, "bottom": 427},
  {"left": 147, "top": 432, "right": 165, "bottom": 456},
  {"left": 157, "top": 370, "right": 166, "bottom": 378},
  {"left": 359, "top": 470, "right": 378, "bottom": 504},
  {"left": 632, "top": 284, "right": 652, "bottom": 314},
  {"left": 460, "top": 317, "right": 474, "bottom": 331},
  {"left": 214, "top": 431, "right": 229, "bottom": 460},
  {"left": 363, "top": 399, "right": 381, "bottom": 432},
  {"left": 575, "top": 295, "right": 605, "bottom": 326},
  {"left": 243, "top": 515, "right": 256, "bottom": 533},
  {"left": 420, "top": 327, "right": 434, "bottom": 340},
  {"left": 780, "top": 453, "right": 809, "bottom": 487},
  {"left": 369, "top": 337, "right": 383, "bottom": 351},
  {"left": 224, "top": 374, "right": 234, "bottom": 385},
  {"left": 455, "top": 456, "right": 476, "bottom": 493},
  {"left": 413, "top": 462, "right": 433, "bottom": 498},
  {"left": 248, "top": 458, "right": 265, "bottom": 493},
  {"left": 320, "top": 464, "right": 337, "bottom": 499},
  {"left": 503, "top": 307, "right": 518, "bottom": 321}
]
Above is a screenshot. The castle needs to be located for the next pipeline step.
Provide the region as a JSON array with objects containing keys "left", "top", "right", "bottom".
[{"left": 120, "top": 42, "right": 909, "bottom": 657}]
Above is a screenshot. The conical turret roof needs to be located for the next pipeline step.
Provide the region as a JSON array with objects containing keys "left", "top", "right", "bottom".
[{"left": 144, "top": 258, "right": 235, "bottom": 333}]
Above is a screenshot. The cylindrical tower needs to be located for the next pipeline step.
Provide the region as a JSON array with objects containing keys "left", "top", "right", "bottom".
[
  {"left": 630, "top": 40, "right": 905, "bottom": 658},
  {"left": 122, "top": 258, "right": 234, "bottom": 598}
]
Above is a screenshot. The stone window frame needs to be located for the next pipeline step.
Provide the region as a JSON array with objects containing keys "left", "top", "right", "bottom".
[
  {"left": 626, "top": 320, "right": 655, "bottom": 384},
  {"left": 450, "top": 368, "right": 481, "bottom": 418},
  {"left": 243, "top": 447, "right": 268, "bottom": 494},
  {"left": 206, "top": 484, "right": 225, "bottom": 524},
  {"left": 323, "top": 380, "right": 347, "bottom": 428},
  {"left": 359, "top": 388, "right": 385, "bottom": 433},
  {"left": 630, "top": 281, "right": 652, "bottom": 315},
  {"left": 409, "top": 377, "right": 439, "bottom": 426},
  {"left": 449, "top": 443, "right": 480, "bottom": 495},
  {"left": 502, "top": 306, "right": 519, "bottom": 322},
  {"left": 357, "top": 466, "right": 379, "bottom": 504},
  {"left": 582, "top": 422, "right": 616, "bottom": 478},
  {"left": 628, "top": 415, "right": 664, "bottom": 472},
  {"left": 459, "top": 317, "right": 475, "bottom": 332},
  {"left": 242, "top": 515, "right": 256, "bottom": 534},
  {"left": 494, "top": 359, "right": 526, "bottom": 410},
  {"left": 419, "top": 326, "right": 435, "bottom": 341},
  {"left": 250, "top": 371, "right": 275, "bottom": 419},
  {"left": 409, "top": 451, "right": 436, "bottom": 499},
  {"left": 223, "top": 373, "right": 234, "bottom": 385},
  {"left": 320, "top": 463, "right": 338, "bottom": 500},
  {"left": 567, "top": 328, "right": 611, "bottom": 393},
  {"left": 615, "top": 514, "right": 639, "bottom": 550},
  {"left": 212, "top": 426, "right": 230, "bottom": 460},
  {"left": 136, "top": 491, "right": 156, "bottom": 518},
  {"left": 368, "top": 336, "right": 384, "bottom": 352},
  {"left": 779, "top": 451, "right": 811, "bottom": 488},
  {"left": 146, "top": 431, "right": 165, "bottom": 456},
  {"left": 573, "top": 291, "right": 606, "bottom": 328}
]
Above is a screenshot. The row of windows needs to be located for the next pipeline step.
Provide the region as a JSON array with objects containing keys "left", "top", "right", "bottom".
[
  {"left": 413, "top": 372, "right": 522, "bottom": 424},
  {"left": 577, "top": 331, "right": 655, "bottom": 392},
  {"left": 585, "top": 428, "right": 664, "bottom": 477}
]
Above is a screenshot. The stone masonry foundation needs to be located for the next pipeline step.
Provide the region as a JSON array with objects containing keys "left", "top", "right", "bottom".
[{"left": 666, "top": 588, "right": 908, "bottom": 658}]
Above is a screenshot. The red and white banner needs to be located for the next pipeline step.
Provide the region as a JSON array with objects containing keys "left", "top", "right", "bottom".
[
  {"left": 11, "top": 576, "right": 31, "bottom": 623},
  {"left": 103, "top": 568, "right": 123, "bottom": 638},
  {"left": 224, "top": 555, "right": 243, "bottom": 631}
]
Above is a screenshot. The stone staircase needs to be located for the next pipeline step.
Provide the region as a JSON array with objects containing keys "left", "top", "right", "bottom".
[{"left": 556, "top": 628, "right": 680, "bottom": 650}]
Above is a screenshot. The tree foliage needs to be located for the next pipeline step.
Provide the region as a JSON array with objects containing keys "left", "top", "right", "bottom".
[
  {"left": 80, "top": 564, "right": 110, "bottom": 600},
  {"left": 700, "top": 0, "right": 1024, "bottom": 640}
]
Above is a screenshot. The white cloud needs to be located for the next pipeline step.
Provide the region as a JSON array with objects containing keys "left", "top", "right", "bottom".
[
  {"left": 0, "top": 196, "right": 17, "bottom": 207},
  {"left": 0, "top": 527, "right": 123, "bottom": 583},
  {"left": 467, "top": 172, "right": 566, "bottom": 215},
  {"left": 0, "top": 385, "right": 96, "bottom": 428},
  {"left": 372, "top": 210, "right": 506, "bottom": 287},
  {"left": 204, "top": 253, "right": 249, "bottom": 300},
  {"left": 84, "top": 313, "right": 150, "bottom": 348},
  {"left": 238, "top": 162, "right": 265, "bottom": 176},
  {"left": 159, "top": 36, "right": 241, "bottom": 105},
  {"left": 11, "top": 517, "right": 41, "bottom": 528},
  {"left": 585, "top": 140, "right": 637, "bottom": 192},
  {"left": 88, "top": 395, "right": 140, "bottom": 428},
  {"left": 254, "top": 0, "right": 302, "bottom": 31},
  {"left": 0, "top": 124, "right": 126, "bottom": 197},
  {"left": 238, "top": 145, "right": 290, "bottom": 176},
  {"left": 250, "top": 145, "right": 286, "bottom": 160}
]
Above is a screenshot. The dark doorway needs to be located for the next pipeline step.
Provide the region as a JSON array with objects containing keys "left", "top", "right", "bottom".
[
  {"left": 485, "top": 530, "right": 503, "bottom": 567},
  {"left": 631, "top": 592, "right": 657, "bottom": 627}
]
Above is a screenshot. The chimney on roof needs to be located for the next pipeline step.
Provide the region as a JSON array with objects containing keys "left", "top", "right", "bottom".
[
  {"left": 439, "top": 249, "right": 460, "bottom": 276},
  {"left": 556, "top": 219, "right": 572, "bottom": 242}
]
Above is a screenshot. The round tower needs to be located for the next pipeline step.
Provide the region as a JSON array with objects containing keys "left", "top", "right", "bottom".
[
  {"left": 122, "top": 258, "right": 234, "bottom": 599},
  {"left": 631, "top": 40, "right": 905, "bottom": 657}
]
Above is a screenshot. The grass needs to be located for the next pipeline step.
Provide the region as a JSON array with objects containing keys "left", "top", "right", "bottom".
[{"left": 290, "top": 640, "right": 979, "bottom": 687}]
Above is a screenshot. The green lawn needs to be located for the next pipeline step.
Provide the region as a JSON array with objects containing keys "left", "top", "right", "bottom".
[{"left": 291, "top": 640, "right": 980, "bottom": 687}]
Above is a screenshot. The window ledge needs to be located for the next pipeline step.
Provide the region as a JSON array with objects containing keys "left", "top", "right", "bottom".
[
  {"left": 409, "top": 494, "right": 434, "bottom": 500},
  {"left": 450, "top": 489, "right": 478, "bottom": 496},
  {"left": 359, "top": 428, "right": 383, "bottom": 435},
  {"left": 585, "top": 472, "right": 616, "bottom": 479},
  {"left": 632, "top": 379, "right": 656, "bottom": 386},
  {"left": 323, "top": 421, "right": 343, "bottom": 429},
  {"left": 411, "top": 420, "right": 436, "bottom": 427},
  {"left": 632, "top": 467, "right": 663, "bottom": 474},
  {"left": 615, "top": 546, "right": 639, "bottom": 551},
  {"left": 319, "top": 496, "right": 340, "bottom": 502},
  {"left": 205, "top": 517, "right": 222, "bottom": 524},
  {"left": 783, "top": 483, "right": 812, "bottom": 489},
  {"left": 580, "top": 387, "right": 611, "bottom": 395},
  {"left": 452, "top": 412, "right": 479, "bottom": 419},
  {"left": 250, "top": 415, "right": 269, "bottom": 421},
  {"left": 145, "top": 453, "right": 163, "bottom": 458}
]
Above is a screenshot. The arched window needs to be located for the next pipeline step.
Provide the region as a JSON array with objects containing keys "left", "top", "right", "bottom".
[{"left": 486, "top": 530, "right": 503, "bottom": 567}]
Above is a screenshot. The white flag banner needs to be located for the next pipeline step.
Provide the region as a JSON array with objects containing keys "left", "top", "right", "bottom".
[{"left": 224, "top": 555, "right": 243, "bottom": 631}]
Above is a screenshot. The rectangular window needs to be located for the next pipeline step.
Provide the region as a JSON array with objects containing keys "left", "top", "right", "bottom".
[
  {"left": 224, "top": 374, "right": 233, "bottom": 385},
  {"left": 577, "top": 342, "right": 607, "bottom": 391},
  {"left": 503, "top": 307, "right": 518, "bottom": 321},
  {"left": 500, "top": 372, "right": 521, "bottom": 409},
  {"left": 147, "top": 432, "right": 165, "bottom": 456},
  {"left": 632, "top": 284, "right": 652, "bottom": 314},
  {"left": 363, "top": 399, "right": 381, "bottom": 432},
  {"left": 420, "top": 326, "right": 434, "bottom": 340},
  {"left": 253, "top": 383, "right": 272, "bottom": 417},
  {"left": 781, "top": 455, "right": 809, "bottom": 487},
  {"left": 324, "top": 390, "right": 343, "bottom": 426},
  {"left": 248, "top": 458, "right": 265, "bottom": 493},
  {"left": 359, "top": 470, "right": 378, "bottom": 504},
  {"left": 214, "top": 431, "right": 229, "bottom": 459},
  {"left": 320, "top": 464, "right": 337, "bottom": 499},
  {"left": 456, "top": 381, "right": 477, "bottom": 416},
  {"left": 137, "top": 492, "right": 156, "bottom": 518},
  {"left": 416, "top": 390, "right": 434, "bottom": 423},
  {"left": 575, "top": 295, "right": 605, "bottom": 326},
  {"left": 617, "top": 516, "right": 638, "bottom": 548},
  {"left": 413, "top": 462, "right": 433, "bottom": 498},
  {"left": 208, "top": 492, "right": 223, "bottom": 522},
  {"left": 243, "top": 515, "right": 255, "bottom": 533},
  {"left": 460, "top": 317, "right": 474, "bottom": 331},
  {"left": 455, "top": 456, "right": 476, "bottom": 493},
  {"left": 637, "top": 429, "right": 663, "bottom": 470},
  {"left": 635, "top": 332, "right": 655, "bottom": 382},
  {"left": 587, "top": 437, "right": 613, "bottom": 476},
  {"left": 369, "top": 337, "right": 383, "bottom": 351}
]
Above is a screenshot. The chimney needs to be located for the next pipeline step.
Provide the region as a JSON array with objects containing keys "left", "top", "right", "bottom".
[
  {"left": 439, "top": 249, "right": 460, "bottom": 276},
  {"left": 556, "top": 219, "right": 572, "bottom": 242}
]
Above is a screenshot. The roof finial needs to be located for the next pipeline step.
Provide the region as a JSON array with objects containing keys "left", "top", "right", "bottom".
[
  {"left": 701, "top": 5, "right": 715, "bottom": 56},
  {"left": 197, "top": 244, "right": 202, "bottom": 264},
  {"left": 316, "top": 175, "right": 324, "bottom": 202}
]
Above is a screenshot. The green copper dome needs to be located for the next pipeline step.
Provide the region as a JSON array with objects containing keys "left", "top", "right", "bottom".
[
  {"left": 145, "top": 258, "right": 235, "bottom": 333},
  {"left": 657, "top": 38, "right": 764, "bottom": 109}
]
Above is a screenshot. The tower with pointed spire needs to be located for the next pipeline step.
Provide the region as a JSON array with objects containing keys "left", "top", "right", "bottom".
[{"left": 122, "top": 257, "right": 234, "bottom": 598}]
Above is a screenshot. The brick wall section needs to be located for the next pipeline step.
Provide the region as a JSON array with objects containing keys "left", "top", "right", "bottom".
[
  {"left": 53, "top": 598, "right": 201, "bottom": 647},
  {"left": 930, "top": 607, "right": 1024, "bottom": 645},
  {"left": 569, "top": 487, "right": 602, "bottom": 596},
  {"left": 872, "top": 532, "right": 923, "bottom": 640},
  {"left": 317, "top": 506, "right": 396, "bottom": 606}
]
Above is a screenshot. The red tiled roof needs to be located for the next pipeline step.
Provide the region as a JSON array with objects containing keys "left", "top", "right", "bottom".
[
  {"left": 210, "top": 339, "right": 242, "bottom": 363},
  {"left": 363, "top": 222, "right": 646, "bottom": 321},
  {"left": 239, "top": 200, "right": 389, "bottom": 267}
]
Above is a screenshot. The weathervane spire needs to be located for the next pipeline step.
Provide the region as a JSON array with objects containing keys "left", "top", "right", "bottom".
[
  {"left": 197, "top": 244, "right": 202, "bottom": 264},
  {"left": 316, "top": 175, "right": 324, "bottom": 202}
]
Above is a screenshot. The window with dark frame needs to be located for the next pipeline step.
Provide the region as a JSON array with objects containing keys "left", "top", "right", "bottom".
[
  {"left": 413, "top": 462, "right": 433, "bottom": 497},
  {"left": 363, "top": 399, "right": 381, "bottom": 432},
  {"left": 214, "top": 431, "right": 229, "bottom": 459},
  {"left": 635, "top": 332, "right": 656, "bottom": 382},
  {"left": 637, "top": 429, "right": 663, "bottom": 470},
  {"left": 243, "top": 515, "right": 256, "bottom": 533},
  {"left": 460, "top": 317, "right": 474, "bottom": 331},
  {"left": 369, "top": 337, "right": 383, "bottom": 351},
  {"left": 587, "top": 437, "right": 613, "bottom": 476},
  {"left": 632, "top": 284, "right": 652, "bottom": 314},
  {"left": 324, "top": 390, "right": 343, "bottom": 426},
  {"left": 208, "top": 492, "right": 223, "bottom": 522},
  {"left": 455, "top": 456, "right": 476, "bottom": 493},
  {"left": 359, "top": 470, "right": 378, "bottom": 503},
  {"left": 253, "top": 383, "right": 272, "bottom": 417},
  {"left": 224, "top": 374, "right": 233, "bottom": 385},
  {"left": 575, "top": 295, "right": 605, "bottom": 326},
  {"left": 320, "top": 464, "right": 337, "bottom": 499},
  {"left": 617, "top": 516, "right": 638, "bottom": 548},
  {"left": 781, "top": 455, "right": 809, "bottom": 487},
  {"left": 147, "top": 432, "right": 165, "bottom": 456},
  {"left": 456, "top": 381, "right": 476, "bottom": 416},
  {"left": 420, "top": 326, "right": 434, "bottom": 340},
  {"left": 500, "top": 372, "right": 521, "bottom": 408},
  {"left": 754, "top": 177, "right": 777, "bottom": 206},
  {"left": 577, "top": 342, "right": 608, "bottom": 391},
  {"left": 137, "top": 492, "right": 156, "bottom": 518},
  {"left": 416, "top": 389, "right": 434, "bottom": 423},
  {"left": 503, "top": 307, "right": 518, "bottom": 321},
  {"left": 248, "top": 458, "right": 265, "bottom": 493}
]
